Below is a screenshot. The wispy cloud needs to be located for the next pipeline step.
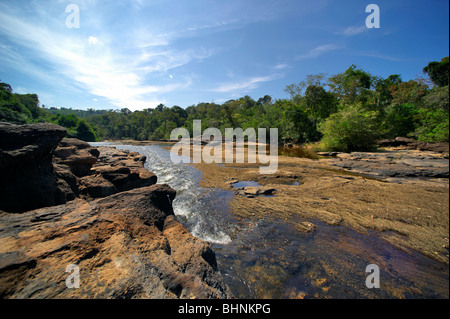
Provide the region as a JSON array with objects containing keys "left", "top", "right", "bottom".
[
  {"left": 341, "top": 25, "right": 367, "bottom": 36},
  {"left": 296, "top": 44, "right": 342, "bottom": 60},
  {"left": 349, "top": 50, "right": 406, "bottom": 62},
  {"left": 88, "top": 36, "right": 99, "bottom": 45},
  {"left": 212, "top": 75, "right": 281, "bottom": 93},
  {"left": 274, "top": 63, "right": 290, "bottom": 70},
  {"left": 0, "top": 3, "right": 209, "bottom": 110}
]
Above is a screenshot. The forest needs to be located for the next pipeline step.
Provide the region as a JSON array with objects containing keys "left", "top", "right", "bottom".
[{"left": 1, "top": 57, "right": 448, "bottom": 152}]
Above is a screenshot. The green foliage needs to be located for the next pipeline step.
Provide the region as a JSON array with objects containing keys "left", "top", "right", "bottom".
[
  {"left": 383, "top": 103, "right": 418, "bottom": 138},
  {"left": 319, "top": 105, "right": 381, "bottom": 152},
  {"left": 0, "top": 81, "right": 99, "bottom": 142},
  {"left": 328, "top": 65, "right": 375, "bottom": 106},
  {"left": 423, "top": 57, "right": 449, "bottom": 87},
  {"left": 2, "top": 56, "right": 448, "bottom": 149},
  {"left": 75, "top": 120, "right": 97, "bottom": 142},
  {"left": 413, "top": 108, "right": 449, "bottom": 142},
  {"left": 421, "top": 86, "right": 449, "bottom": 112}
]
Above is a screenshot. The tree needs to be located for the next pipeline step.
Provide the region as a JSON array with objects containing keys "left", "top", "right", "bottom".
[
  {"left": 413, "top": 108, "right": 449, "bottom": 142},
  {"left": 75, "top": 120, "right": 97, "bottom": 141},
  {"left": 303, "top": 85, "right": 338, "bottom": 120},
  {"left": 374, "top": 74, "right": 402, "bottom": 109},
  {"left": 423, "top": 57, "right": 449, "bottom": 87},
  {"left": 328, "top": 65, "right": 375, "bottom": 106},
  {"left": 389, "top": 80, "right": 428, "bottom": 106},
  {"left": 421, "top": 86, "right": 449, "bottom": 112},
  {"left": 383, "top": 103, "right": 418, "bottom": 138},
  {"left": 285, "top": 73, "right": 327, "bottom": 103},
  {"left": 319, "top": 105, "right": 381, "bottom": 152}
]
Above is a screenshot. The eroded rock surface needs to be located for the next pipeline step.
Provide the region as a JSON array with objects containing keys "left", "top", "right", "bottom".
[
  {"left": 0, "top": 184, "right": 232, "bottom": 299},
  {"left": 0, "top": 122, "right": 67, "bottom": 213},
  {"left": 0, "top": 123, "right": 232, "bottom": 299}
]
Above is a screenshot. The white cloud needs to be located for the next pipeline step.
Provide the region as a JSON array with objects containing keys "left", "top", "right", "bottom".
[
  {"left": 0, "top": 8, "right": 205, "bottom": 110},
  {"left": 296, "top": 44, "right": 342, "bottom": 60},
  {"left": 212, "top": 75, "right": 280, "bottom": 93},
  {"left": 341, "top": 25, "right": 367, "bottom": 36},
  {"left": 274, "top": 63, "right": 289, "bottom": 70},
  {"left": 88, "top": 36, "right": 98, "bottom": 45}
]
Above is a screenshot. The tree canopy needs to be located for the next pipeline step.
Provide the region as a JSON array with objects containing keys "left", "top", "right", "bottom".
[{"left": 1, "top": 56, "right": 448, "bottom": 149}]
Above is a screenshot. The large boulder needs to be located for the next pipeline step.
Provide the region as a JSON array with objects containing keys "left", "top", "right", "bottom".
[
  {"left": 0, "top": 122, "right": 67, "bottom": 213},
  {"left": 0, "top": 184, "right": 232, "bottom": 299}
]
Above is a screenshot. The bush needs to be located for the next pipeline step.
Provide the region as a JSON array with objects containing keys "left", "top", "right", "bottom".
[
  {"left": 413, "top": 108, "right": 449, "bottom": 142},
  {"left": 75, "top": 120, "right": 97, "bottom": 142},
  {"left": 383, "top": 103, "right": 418, "bottom": 138},
  {"left": 319, "top": 105, "right": 381, "bottom": 152}
]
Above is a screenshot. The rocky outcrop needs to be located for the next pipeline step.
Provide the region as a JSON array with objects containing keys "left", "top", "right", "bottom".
[
  {"left": 378, "top": 137, "right": 449, "bottom": 156},
  {"left": 0, "top": 184, "right": 232, "bottom": 299},
  {"left": 0, "top": 122, "right": 232, "bottom": 299},
  {"left": 325, "top": 150, "right": 449, "bottom": 179},
  {"left": 0, "top": 122, "right": 158, "bottom": 213},
  {"left": 53, "top": 140, "right": 157, "bottom": 202},
  {"left": 0, "top": 122, "right": 67, "bottom": 213}
]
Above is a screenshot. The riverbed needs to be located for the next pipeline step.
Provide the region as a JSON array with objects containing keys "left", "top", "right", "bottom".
[{"left": 91, "top": 142, "right": 449, "bottom": 299}]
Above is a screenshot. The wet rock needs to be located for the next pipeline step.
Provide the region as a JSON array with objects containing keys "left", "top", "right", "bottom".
[
  {"left": 0, "top": 184, "right": 232, "bottom": 299},
  {"left": 0, "top": 122, "right": 67, "bottom": 213},
  {"left": 243, "top": 187, "right": 277, "bottom": 196}
]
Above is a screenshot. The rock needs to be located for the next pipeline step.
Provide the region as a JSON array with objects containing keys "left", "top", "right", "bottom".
[
  {"left": 295, "top": 221, "right": 317, "bottom": 233},
  {"left": 317, "top": 152, "right": 339, "bottom": 157},
  {"left": 226, "top": 179, "right": 239, "bottom": 186},
  {"left": 79, "top": 175, "right": 117, "bottom": 198},
  {"left": 416, "top": 142, "right": 449, "bottom": 154},
  {"left": 243, "top": 187, "right": 260, "bottom": 196},
  {"left": 378, "top": 137, "right": 449, "bottom": 156},
  {"left": 53, "top": 138, "right": 99, "bottom": 177},
  {"left": 260, "top": 188, "right": 276, "bottom": 195},
  {"left": 54, "top": 143, "right": 157, "bottom": 201},
  {"left": 90, "top": 147, "right": 157, "bottom": 192},
  {"left": 395, "top": 137, "right": 417, "bottom": 145},
  {"left": 0, "top": 122, "right": 67, "bottom": 213},
  {"left": 0, "top": 184, "right": 232, "bottom": 299},
  {"left": 243, "top": 187, "right": 276, "bottom": 196}
]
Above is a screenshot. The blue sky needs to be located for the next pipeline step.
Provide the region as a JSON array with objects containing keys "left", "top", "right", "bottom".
[{"left": 0, "top": 0, "right": 448, "bottom": 110}]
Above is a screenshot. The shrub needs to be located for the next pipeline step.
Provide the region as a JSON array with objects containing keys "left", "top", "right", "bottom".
[
  {"left": 413, "top": 108, "right": 449, "bottom": 142},
  {"left": 319, "top": 105, "right": 381, "bottom": 152},
  {"left": 383, "top": 103, "right": 418, "bottom": 138}
]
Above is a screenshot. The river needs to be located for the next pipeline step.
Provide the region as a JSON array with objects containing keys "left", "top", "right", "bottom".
[{"left": 91, "top": 142, "right": 449, "bottom": 299}]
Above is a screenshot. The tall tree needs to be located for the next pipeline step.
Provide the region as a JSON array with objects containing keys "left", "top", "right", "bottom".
[
  {"left": 328, "top": 65, "right": 375, "bottom": 106},
  {"left": 423, "top": 57, "right": 449, "bottom": 87}
]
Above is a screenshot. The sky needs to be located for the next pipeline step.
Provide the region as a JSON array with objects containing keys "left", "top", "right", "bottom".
[{"left": 0, "top": 0, "right": 448, "bottom": 111}]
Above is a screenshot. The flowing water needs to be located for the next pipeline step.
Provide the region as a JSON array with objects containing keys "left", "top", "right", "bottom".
[{"left": 91, "top": 142, "right": 449, "bottom": 299}]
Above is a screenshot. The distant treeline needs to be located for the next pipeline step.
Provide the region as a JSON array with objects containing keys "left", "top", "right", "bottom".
[{"left": 1, "top": 56, "right": 448, "bottom": 151}]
